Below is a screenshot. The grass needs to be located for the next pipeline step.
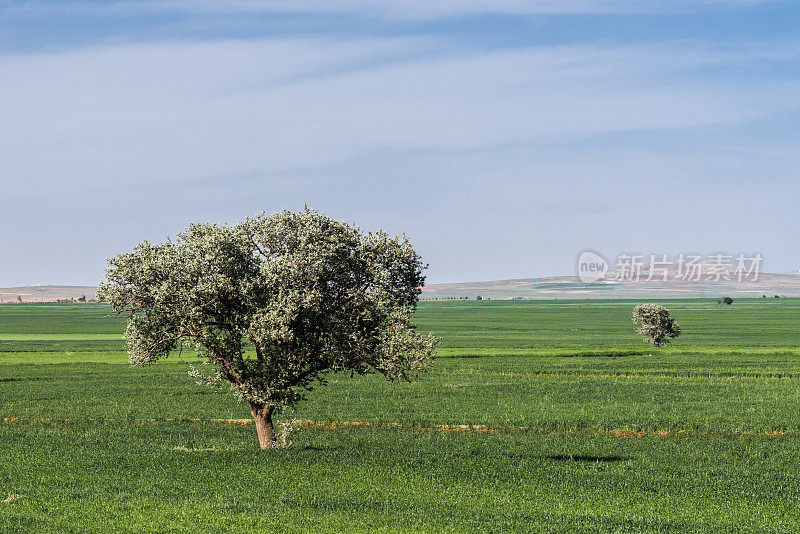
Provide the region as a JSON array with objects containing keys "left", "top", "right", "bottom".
[{"left": 1, "top": 300, "right": 800, "bottom": 532}]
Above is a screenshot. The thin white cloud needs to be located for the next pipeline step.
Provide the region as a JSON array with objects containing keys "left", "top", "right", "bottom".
[{"left": 1, "top": 36, "right": 798, "bottom": 199}]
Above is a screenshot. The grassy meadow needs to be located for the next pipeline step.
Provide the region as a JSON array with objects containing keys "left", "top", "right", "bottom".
[{"left": 2, "top": 300, "right": 800, "bottom": 532}]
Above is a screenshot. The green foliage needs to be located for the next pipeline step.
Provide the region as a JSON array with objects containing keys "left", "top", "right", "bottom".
[
  {"left": 723, "top": 296, "right": 734, "bottom": 305},
  {"left": 632, "top": 303, "right": 681, "bottom": 347},
  {"left": 97, "top": 208, "right": 437, "bottom": 435}
]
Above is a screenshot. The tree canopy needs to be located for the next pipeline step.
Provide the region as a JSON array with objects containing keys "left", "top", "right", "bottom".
[
  {"left": 98, "top": 208, "right": 438, "bottom": 448},
  {"left": 632, "top": 303, "right": 681, "bottom": 347}
]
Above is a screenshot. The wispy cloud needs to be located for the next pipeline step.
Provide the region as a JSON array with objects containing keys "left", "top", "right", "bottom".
[{"left": 2, "top": 36, "right": 798, "bottom": 199}]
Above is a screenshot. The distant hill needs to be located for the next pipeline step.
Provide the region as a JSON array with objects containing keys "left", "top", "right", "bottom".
[
  {"left": 5, "top": 270, "right": 800, "bottom": 303},
  {"left": 0, "top": 286, "right": 97, "bottom": 303},
  {"left": 423, "top": 269, "right": 800, "bottom": 300}
]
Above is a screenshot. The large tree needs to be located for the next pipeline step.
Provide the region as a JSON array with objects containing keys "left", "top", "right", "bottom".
[{"left": 98, "top": 208, "right": 438, "bottom": 449}]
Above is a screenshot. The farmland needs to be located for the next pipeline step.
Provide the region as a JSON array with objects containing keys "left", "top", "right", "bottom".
[{"left": 2, "top": 300, "right": 800, "bottom": 532}]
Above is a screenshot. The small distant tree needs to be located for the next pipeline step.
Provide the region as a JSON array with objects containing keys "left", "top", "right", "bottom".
[
  {"left": 16, "top": 296, "right": 22, "bottom": 303},
  {"left": 78, "top": 294, "right": 87, "bottom": 302},
  {"left": 98, "top": 208, "right": 438, "bottom": 449},
  {"left": 775, "top": 295, "right": 781, "bottom": 299},
  {"left": 633, "top": 303, "right": 681, "bottom": 347},
  {"left": 722, "top": 296, "right": 734, "bottom": 305},
  {"left": 476, "top": 295, "right": 482, "bottom": 301}
]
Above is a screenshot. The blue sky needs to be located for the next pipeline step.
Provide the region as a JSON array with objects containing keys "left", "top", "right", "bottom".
[{"left": 1, "top": 0, "right": 798, "bottom": 286}]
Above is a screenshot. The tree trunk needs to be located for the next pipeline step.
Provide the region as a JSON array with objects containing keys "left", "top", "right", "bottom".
[{"left": 250, "top": 403, "right": 276, "bottom": 449}]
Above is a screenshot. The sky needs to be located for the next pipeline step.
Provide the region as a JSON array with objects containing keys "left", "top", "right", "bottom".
[{"left": 1, "top": 0, "right": 798, "bottom": 286}]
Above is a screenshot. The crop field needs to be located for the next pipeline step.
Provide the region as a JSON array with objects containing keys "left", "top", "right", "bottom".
[{"left": 2, "top": 300, "right": 800, "bottom": 532}]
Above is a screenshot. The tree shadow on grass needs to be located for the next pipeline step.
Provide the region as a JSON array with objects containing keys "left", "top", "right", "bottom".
[
  {"left": 544, "top": 454, "right": 630, "bottom": 463},
  {"left": 564, "top": 350, "right": 641, "bottom": 358}
]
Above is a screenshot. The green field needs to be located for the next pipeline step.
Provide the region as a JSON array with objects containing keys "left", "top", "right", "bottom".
[{"left": 2, "top": 300, "right": 800, "bottom": 532}]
